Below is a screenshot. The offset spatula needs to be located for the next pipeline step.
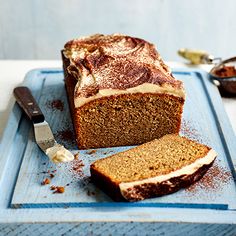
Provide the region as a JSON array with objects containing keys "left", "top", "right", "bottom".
[{"left": 13, "top": 87, "right": 74, "bottom": 164}]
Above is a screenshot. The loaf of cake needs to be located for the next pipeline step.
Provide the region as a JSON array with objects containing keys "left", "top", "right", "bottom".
[
  {"left": 90, "top": 134, "right": 217, "bottom": 201},
  {"left": 62, "top": 34, "right": 185, "bottom": 149}
]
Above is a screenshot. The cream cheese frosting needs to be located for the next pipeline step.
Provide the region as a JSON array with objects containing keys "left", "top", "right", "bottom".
[
  {"left": 74, "top": 82, "right": 185, "bottom": 108},
  {"left": 46, "top": 144, "right": 74, "bottom": 164},
  {"left": 119, "top": 149, "right": 217, "bottom": 199},
  {"left": 63, "top": 34, "right": 185, "bottom": 109}
]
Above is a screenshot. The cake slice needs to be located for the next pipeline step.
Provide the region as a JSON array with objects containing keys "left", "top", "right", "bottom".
[
  {"left": 90, "top": 134, "right": 217, "bottom": 201},
  {"left": 62, "top": 34, "right": 185, "bottom": 149}
]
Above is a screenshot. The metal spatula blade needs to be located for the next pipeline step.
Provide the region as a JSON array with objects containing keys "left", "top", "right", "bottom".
[
  {"left": 13, "top": 86, "right": 74, "bottom": 164},
  {"left": 34, "top": 121, "right": 56, "bottom": 152}
]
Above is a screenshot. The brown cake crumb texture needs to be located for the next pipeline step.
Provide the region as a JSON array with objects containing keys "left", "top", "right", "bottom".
[
  {"left": 76, "top": 93, "right": 184, "bottom": 149},
  {"left": 90, "top": 134, "right": 216, "bottom": 201}
]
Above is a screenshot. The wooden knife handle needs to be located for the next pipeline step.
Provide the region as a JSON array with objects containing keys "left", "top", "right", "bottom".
[{"left": 13, "top": 86, "right": 45, "bottom": 123}]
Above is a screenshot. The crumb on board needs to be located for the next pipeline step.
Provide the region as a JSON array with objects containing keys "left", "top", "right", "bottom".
[
  {"left": 50, "top": 185, "right": 65, "bottom": 194},
  {"left": 53, "top": 186, "right": 65, "bottom": 194},
  {"left": 87, "top": 190, "right": 96, "bottom": 196},
  {"left": 41, "top": 178, "right": 50, "bottom": 185},
  {"left": 50, "top": 173, "right": 55, "bottom": 178},
  {"left": 46, "top": 99, "right": 64, "bottom": 111},
  {"left": 86, "top": 150, "right": 97, "bottom": 155},
  {"left": 50, "top": 185, "right": 57, "bottom": 190},
  {"left": 74, "top": 152, "right": 79, "bottom": 160}
]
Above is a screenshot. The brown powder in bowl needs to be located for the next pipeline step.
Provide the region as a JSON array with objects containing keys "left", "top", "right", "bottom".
[{"left": 214, "top": 65, "right": 236, "bottom": 78}]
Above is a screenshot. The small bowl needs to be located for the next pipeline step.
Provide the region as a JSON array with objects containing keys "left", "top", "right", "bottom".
[{"left": 209, "top": 57, "right": 236, "bottom": 97}]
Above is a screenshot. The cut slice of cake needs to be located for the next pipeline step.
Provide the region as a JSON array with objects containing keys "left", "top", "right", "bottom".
[
  {"left": 90, "top": 134, "right": 217, "bottom": 202},
  {"left": 62, "top": 34, "right": 185, "bottom": 149}
]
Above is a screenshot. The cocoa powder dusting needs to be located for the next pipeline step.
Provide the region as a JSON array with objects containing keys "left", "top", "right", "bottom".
[
  {"left": 71, "top": 159, "right": 85, "bottom": 177},
  {"left": 186, "top": 162, "right": 232, "bottom": 194},
  {"left": 181, "top": 119, "right": 208, "bottom": 144},
  {"left": 55, "top": 129, "right": 75, "bottom": 144},
  {"left": 46, "top": 99, "right": 64, "bottom": 111},
  {"left": 64, "top": 155, "right": 86, "bottom": 179}
]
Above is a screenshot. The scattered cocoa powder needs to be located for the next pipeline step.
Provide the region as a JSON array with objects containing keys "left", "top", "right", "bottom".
[
  {"left": 56, "top": 129, "right": 74, "bottom": 141},
  {"left": 186, "top": 162, "right": 232, "bottom": 194},
  {"left": 65, "top": 156, "right": 86, "bottom": 179},
  {"left": 55, "top": 129, "right": 75, "bottom": 144},
  {"left": 180, "top": 119, "right": 208, "bottom": 144},
  {"left": 87, "top": 150, "right": 97, "bottom": 155},
  {"left": 71, "top": 159, "right": 85, "bottom": 177},
  {"left": 41, "top": 178, "right": 50, "bottom": 185},
  {"left": 46, "top": 99, "right": 64, "bottom": 111}
]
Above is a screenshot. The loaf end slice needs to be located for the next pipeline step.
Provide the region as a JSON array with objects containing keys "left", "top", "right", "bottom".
[{"left": 90, "top": 134, "right": 217, "bottom": 201}]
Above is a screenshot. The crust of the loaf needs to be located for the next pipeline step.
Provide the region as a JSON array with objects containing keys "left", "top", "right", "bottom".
[
  {"left": 62, "top": 51, "right": 79, "bottom": 139},
  {"left": 90, "top": 165, "right": 126, "bottom": 201},
  {"left": 90, "top": 158, "right": 215, "bottom": 202}
]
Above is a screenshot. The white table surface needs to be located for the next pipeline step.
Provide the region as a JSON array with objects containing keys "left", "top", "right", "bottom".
[{"left": 0, "top": 60, "right": 235, "bottom": 142}]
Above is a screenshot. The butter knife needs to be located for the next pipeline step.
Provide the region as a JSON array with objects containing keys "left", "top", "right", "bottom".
[{"left": 13, "top": 86, "right": 74, "bottom": 164}]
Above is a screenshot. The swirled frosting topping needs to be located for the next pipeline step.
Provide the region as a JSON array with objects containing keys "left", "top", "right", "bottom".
[{"left": 63, "top": 34, "right": 185, "bottom": 107}]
